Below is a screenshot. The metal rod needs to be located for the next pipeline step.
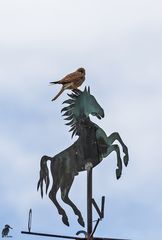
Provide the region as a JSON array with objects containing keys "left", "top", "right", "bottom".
[
  {"left": 91, "top": 238, "right": 130, "bottom": 240},
  {"left": 90, "top": 218, "right": 100, "bottom": 238},
  {"left": 87, "top": 167, "right": 93, "bottom": 239},
  {"left": 21, "top": 231, "right": 82, "bottom": 239},
  {"left": 101, "top": 196, "right": 105, "bottom": 218},
  {"left": 21, "top": 231, "right": 129, "bottom": 240},
  {"left": 28, "top": 209, "right": 32, "bottom": 232},
  {"left": 92, "top": 199, "right": 102, "bottom": 219}
]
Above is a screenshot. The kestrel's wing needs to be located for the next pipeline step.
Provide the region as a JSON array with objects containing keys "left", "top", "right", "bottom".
[{"left": 60, "top": 71, "right": 83, "bottom": 84}]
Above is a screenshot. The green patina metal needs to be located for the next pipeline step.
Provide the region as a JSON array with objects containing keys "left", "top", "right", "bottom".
[{"left": 37, "top": 87, "right": 129, "bottom": 228}]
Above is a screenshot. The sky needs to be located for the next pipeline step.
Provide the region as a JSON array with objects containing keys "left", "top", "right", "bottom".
[{"left": 0, "top": 0, "right": 162, "bottom": 239}]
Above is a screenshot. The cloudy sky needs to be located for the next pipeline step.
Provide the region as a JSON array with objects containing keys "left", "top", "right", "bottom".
[{"left": 0, "top": 0, "right": 162, "bottom": 239}]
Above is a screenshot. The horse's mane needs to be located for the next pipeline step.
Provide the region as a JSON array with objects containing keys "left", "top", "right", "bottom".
[{"left": 61, "top": 89, "right": 82, "bottom": 138}]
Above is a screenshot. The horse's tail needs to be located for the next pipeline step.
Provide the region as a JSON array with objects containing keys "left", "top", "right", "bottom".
[{"left": 37, "top": 155, "right": 52, "bottom": 198}]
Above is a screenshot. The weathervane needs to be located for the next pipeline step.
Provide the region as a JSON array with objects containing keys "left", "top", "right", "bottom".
[{"left": 22, "top": 68, "right": 129, "bottom": 240}]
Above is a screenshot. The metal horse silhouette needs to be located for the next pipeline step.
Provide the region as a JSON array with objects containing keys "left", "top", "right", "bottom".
[{"left": 37, "top": 87, "right": 129, "bottom": 227}]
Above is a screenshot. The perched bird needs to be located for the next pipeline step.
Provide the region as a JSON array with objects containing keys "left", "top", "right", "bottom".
[
  {"left": 2, "top": 225, "right": 12, "bottom": 238},
  {"left": 50, "top": 67, "right": 85, "bottom": 101}
]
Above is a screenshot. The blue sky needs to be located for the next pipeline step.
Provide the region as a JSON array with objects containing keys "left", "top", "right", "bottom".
[{"left": 0, "top": 0, "right": 162, "bottom": 239}]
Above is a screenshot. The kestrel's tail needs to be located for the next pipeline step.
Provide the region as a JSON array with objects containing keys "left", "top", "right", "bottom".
[
  {"left": 50, "top": 80, "right": 60, "bottom": 84},
  {"left": 52, "top": 86, "right": 64, "bottom": 101}
]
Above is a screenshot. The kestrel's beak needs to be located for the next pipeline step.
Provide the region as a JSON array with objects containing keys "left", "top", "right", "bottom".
[{"left": 49, "top": 82, "right": 54, "bottom": 86}]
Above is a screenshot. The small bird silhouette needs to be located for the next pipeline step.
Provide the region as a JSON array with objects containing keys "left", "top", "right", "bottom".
[
  {"left": 2, "top": 225, "right": 12, "bottom": 238},
  {"left": 50, "top": 67, "right": 85, "bottom": 101}
]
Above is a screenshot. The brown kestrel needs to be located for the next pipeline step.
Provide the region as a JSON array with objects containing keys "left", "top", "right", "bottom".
[{"left": 50, "top": 67, "right": 85, "bottom": 101}]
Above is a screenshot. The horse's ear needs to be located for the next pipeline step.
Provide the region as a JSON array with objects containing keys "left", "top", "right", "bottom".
[
  {"left": 88, "top": 86, "right": 90, "bottom": 93},
  {"left": 84, "top": 86, "right": 87, "bottom": 92}
]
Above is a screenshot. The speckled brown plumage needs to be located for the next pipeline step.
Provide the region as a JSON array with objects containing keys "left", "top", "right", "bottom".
[{"left": 50, "top": 67, "right": 85, "bottom": 101}]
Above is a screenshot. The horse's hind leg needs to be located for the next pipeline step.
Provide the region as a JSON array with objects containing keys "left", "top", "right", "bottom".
[
  {"left": 107, "top": 132, "right": 129, "bottom": 166},
  {"left": 60, "top": 174, "right": 85, "bottom": 227},
  {"left": 49, "top": 182, "right": 69, "bottom": 226}
]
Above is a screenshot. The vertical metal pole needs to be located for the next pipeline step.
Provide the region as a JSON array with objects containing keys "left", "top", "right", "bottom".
[{"left": 87, "top": 167, "right": 93, "bottom": 239}]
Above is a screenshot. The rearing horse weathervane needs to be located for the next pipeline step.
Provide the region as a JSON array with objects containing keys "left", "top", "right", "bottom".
[{"left": 37, "top": 68, "right": 129, "bottom": 237}]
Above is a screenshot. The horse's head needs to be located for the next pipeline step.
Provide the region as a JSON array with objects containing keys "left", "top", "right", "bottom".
[
  {"left": 77, "top": 87, "right": 104, "bottom": 119},
  {"left": 61, "top": 87, "right": 104, "bottom": 137}
]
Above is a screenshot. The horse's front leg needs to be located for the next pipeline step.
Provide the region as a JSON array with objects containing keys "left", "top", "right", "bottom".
[
  {"left": 107, "top": 132, "right": 129, "bottom": 166},
  {"left": 106, "top": 144, "right": 123, "bottom": 179}
]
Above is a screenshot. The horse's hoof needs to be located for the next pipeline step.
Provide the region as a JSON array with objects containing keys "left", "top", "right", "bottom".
[
  {"left": 116, "top": 169, "right": 121, "bottom": 179},
  {"left": 124, "top": 155, "right": 129, "bottom": 166},
  {"left": 62, "top": 216, "right": 70, "bottom": 226},
  {"left": 78, "top": 217, "right": 85, "bottom": 227}
]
